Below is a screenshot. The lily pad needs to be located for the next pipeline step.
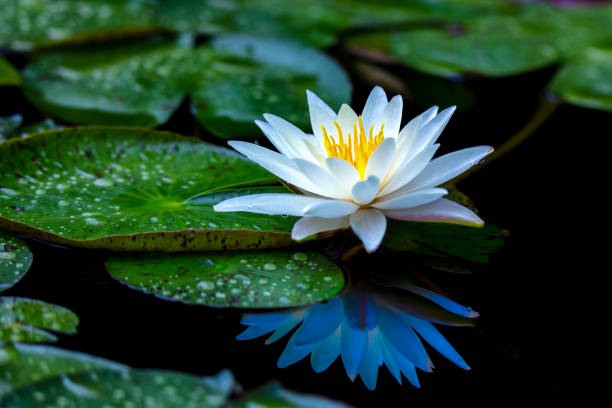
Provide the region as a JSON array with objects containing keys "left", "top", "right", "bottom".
[
  {"left": 0, "top": 57, "right": 19, "bottom": 86},
  {"left": 21, "top": 39, "right": 190, "bottom": 127},
  {"left": 0, "top": 127, "right": 297, "bottom": 251},
  {"left": 192, "top": 35, "right": 351, "bottom": 138},
  {"left": 1, "top": 365, "right": 233, "bottom": 408},
  {"left": 550, "top": 45, "right": 612, "bottom": 112},
  {"left": 0, "top": 343, "right": 127, "bottom": 398},
  {"left": 0, "top": 0, "right": 155, "bottom": 51},
  {"left": 0, "top": 115, "right": 23, "bottom": 142},
  {"left": 105, "top": 249, "right": 345, "bottom": 308},
  {"left": 0, "top": 231, "right": 33, "bottom": 292},
  {"left": 0, "top": 297, "right": 79, "bottom": 343},
  {"left": 228, "top": 381, "right": 352, "bottom": 408}
]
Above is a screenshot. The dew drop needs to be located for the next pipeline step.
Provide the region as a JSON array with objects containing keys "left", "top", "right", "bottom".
[
  {"left": 197, "top": 281, "right": 215, "bottom": 291},
  {"left": 263, "top": 263, "right": 277, "bottom": 271},
  {"left": 93, "top": 178, "right": 113, "bottom": 187},
  {"left": 292, "top": 253, "right": 308, "bottom": 261},
  {"left": 0, "top": 252, "right": 16, "bottom": 260}
]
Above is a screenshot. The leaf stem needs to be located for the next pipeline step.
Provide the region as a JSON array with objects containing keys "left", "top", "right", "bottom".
[{"left": 341, "top": 244, "right": 364, "bottom": 262}]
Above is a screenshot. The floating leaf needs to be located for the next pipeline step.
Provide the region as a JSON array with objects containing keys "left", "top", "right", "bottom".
[
  {"left": 106, "top": 249, "right": 345, "bottom": 308},
  {"left": 0, "top": 115, "right": 23, "bottom": 143},
  {"left": 0, "top": 57, "right": 19, "bottom": 86},
  {"left": 0, "top": 231, "right": 33, "bottom": 292},
  {"left": 228, "top": 381, "right": 352, "bottom": 408},
  {"left": 550, "top": 45, "right": 612, "bottom": 112},
  {"left": 0, "top": 127, "right": 296, "bottom": 250},
  {"left": 192, "top": 35, "right": 351, "bottom": 138},
  {"left": 0, "top": 343, "right": 127, "bottom": 398},
  {"left": 21, "top": 39, "right": 189, "bottom": 127},
  {"left": 0, "top": 297, "right": 79, "bottom": 343},
  {"left": 0, "top": 0, "right": 155, "bottom": 51}
]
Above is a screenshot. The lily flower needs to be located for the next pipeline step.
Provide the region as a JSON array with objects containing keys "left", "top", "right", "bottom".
[
  {"left": 214, "top": 86, "right": 492, "bottom": 252},
  {"left": 236, "top": 282, "right": 478, "bottom": 390}
]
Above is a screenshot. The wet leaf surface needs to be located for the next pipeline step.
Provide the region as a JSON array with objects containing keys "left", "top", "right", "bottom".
[
  {"left": 0, "top": 127, "right": 297, "bottom": 251},
  {"left": 0, "top": 297, "right": 79, "bottom": 343},
  {"left": 228, "top": 381, "right": 352, "bottom": 407},
  {"left": 106, "top": 249, "right": 345, "bottom": 308},
  {"left": 0, "top": 57, "right": 20, "bottom": 86},
  {"left": 0, "top": 231, "right": 33, "bottom": 292},
  {"left": 0, "top": 0, "right": 155, "bottom": 51}
]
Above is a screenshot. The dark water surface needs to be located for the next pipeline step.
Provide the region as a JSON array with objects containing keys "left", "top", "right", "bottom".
[{"left": 1, "top": 57, "right": 595, "bottom": 403}]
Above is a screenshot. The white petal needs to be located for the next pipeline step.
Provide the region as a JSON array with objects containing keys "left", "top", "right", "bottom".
[
  {"left": 379, "top": 95, "right": 403, "bottom": 138},
  {"left": 361, "top": 86, "right": 388, "bottom": 133},
  {"left": 372, "top": 187, "right": 447, "bottom": 211},
  {"left": 293, "top": 158, "right": 348, "bottom": 199},
  {"left": 383, "top": 198, "right": 484, "bottom": 226},
  {"left": 304, "top": 200, "right": 359, "bottom": 218},
  {"left": 364, "top": 138, "right": 396, "bottom": 181},
  {"left": 350, "top": 209, "right": 387, "bottom": 253},
  {"left": 214, "top": 194, "right": 325, "bottom": 216},
  {"left": 379, "top": 144, "right": 440, "bottom": 197},
  {"left": 308, "top": 100, "right": 337, "bottom": 149},
  {"left": 254, "top": 120, "right": 296, "bottom": 158},
  {"left": 336, "top": 104, "right": 359, "bottom": 136},
  {"left": 228, "top": 141, "right": 323, "bottom": 195},
  {"left": 307, "top": 89, "right": 336, "bottom": 119},
  {"left": 351, "top": 175, "right": 380, "bottom": 205},
  {"left": 262, "top": 114, "right": 315, "bottom": 161},
  {"left": 292, "top": 216, "right": 350, "bottom": 240},
  {"left": 415, "top": 106, "right": 439, "bottom": 129},
  {"left": 326, "top": 157, "right": 360, "bottom": 187},
  {"left": 402, "top": 146, "right": 493, "bottom": 192},
  {"left": 405, "top": 106, "right": 456, "bottom": 164},
  {"left": 302, "top": 138, "right": 328, "bottom": 166}
]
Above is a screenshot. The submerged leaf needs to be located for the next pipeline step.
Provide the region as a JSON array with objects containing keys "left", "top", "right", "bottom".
[
  {"left": 0, "top": 127, "right": 296, "bottom": 251},
  {"left": 105, "top": 250, "right": 345, "bottom": 308}
]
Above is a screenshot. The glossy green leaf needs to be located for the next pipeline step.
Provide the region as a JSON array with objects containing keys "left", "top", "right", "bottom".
[
  {"left": 0, "top": 0, "right": 155, "bottom": 51},
  {"left": 0, "top": 57, "right": 19, "bottom": 86},
  {"left": 0, "top": 297, "right": 79, "bottom": 343},
  {"left": 0, "top": 343, "right": 127, "bottom": 398},
  {"left": 192, "top": 35, "right": 352, "bottom": 138},
  {"left": 0, "top": 231, "right": 33, "bottom": 292},
  {"left": 228, "top": 381, "right": 352, "bottom": 408},
  {"left": 0, "top": 115, "right": 23, "bottom": 143},
  {"left": 550, "top": 45, "right": 612, "bottom": 112},
  {"left": 21, "top": 40, "right": 189, "bottom": 127},
  {"left": 0, "top": 127, "right": 296, "bottom": 250},
  {"left": 106, "top": 249, "right": 345, "bottom": 308}
]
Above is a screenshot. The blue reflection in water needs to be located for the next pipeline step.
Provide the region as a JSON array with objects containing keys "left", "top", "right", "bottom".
[{"left": 236, "top": 280, "right": 478, "bottom": 390}]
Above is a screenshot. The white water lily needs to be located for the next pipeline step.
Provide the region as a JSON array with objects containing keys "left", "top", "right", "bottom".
[{"left": 214, "top": 86, "right": 492, "bottom": 252}]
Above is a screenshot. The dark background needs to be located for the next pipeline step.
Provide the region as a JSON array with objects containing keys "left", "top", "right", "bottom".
[{"left": 1, "top": 47, "right": 594, "bottom": 404}]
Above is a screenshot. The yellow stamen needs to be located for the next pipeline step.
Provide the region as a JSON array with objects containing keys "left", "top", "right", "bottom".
[{"left": 322, "top": 115, "right": 385, "bottom": 180}]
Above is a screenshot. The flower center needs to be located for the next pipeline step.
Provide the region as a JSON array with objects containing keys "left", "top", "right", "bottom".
[{"left": 321, "top": 115, "right": 385, "bottom": 180}]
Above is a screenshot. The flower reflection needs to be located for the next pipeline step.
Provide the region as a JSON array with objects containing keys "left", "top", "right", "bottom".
[{"left": 236, "top": 277, "right": 478, "bottom": 390}]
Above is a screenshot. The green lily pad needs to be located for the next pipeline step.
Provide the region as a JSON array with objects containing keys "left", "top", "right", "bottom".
[
  {"left": 0, "top": 115, "right": 23, "bottom": 143},
  {"left": 105, "top": 249, "right": 345, "bottom": 308},
  {"left": 0, "top": 0, "right": 155, "bottom": 51},
  {"left": 0, "top": 343, "right": 127, "bottom": 398},
  {"left": 192, "top": 35, "right": 352, "bottom": 138},
  {"left": 0, "top": 297, "right": 79, "bottom": 343},
  {"left": 229, "top": 381, "right": 352, "bottom": 408},
  {"left": 21, "top": 39, "right": 190, "bottom": 127},
  {"left": 0, "top": 57, "right": 19, "bottom": 86},
  {"left": 0, "top": 127, "right": 298, "bottom": 251},
  {"left": 550, "top": 45, "right": 612, "bottom": 112},
  {"left": 0, "top": 231, "right": 33, "bottom": 292},
  {"left": 1, "top": 366, "right": 233, "bottom": 407}
]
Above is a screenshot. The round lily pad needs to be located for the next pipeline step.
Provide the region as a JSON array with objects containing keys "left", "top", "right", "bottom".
[
  {"left": 0, "top": 297, "right": 79, "bottom": 343},
  {"left": 2, "top": 368, "right": 232, "bottom": 408},
  {"left": 0, "top": 344, "right": 127, "bottom": 398},
  {"left": 0, "top": 0, "right": 155, "bottom": 51},
  {"left": 0, "top": 231, "right": 33, "bottom": 292},
  {"left": 105, "top": 250, "right": 345, "bottom": 308},
  {"left": 0, "top": 127, "right": 296, "bottom": 251},
  {"left": 0, "top": 57, "right": 19, "bottom": 86}
]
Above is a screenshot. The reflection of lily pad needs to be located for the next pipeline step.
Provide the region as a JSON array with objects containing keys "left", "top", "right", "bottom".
[
  {"left": 0, "top": 297, "right": 79, "bottom": 343},
  {"left": 0, "top": 57, "right": 20, "bottom": 86},
  {"left": 0, "top": 0, "right": 155, "bottom": 51},
  {"left": 0, "top": 343, "right": 127, "bottom": 397},
  {"left": 105, "top": 250, "right": 345, "bottom": 308},
  {"left": 550, "top": 45, "right": 612, "bottom": 112},
  {"left": 0, "top": 127, "right": 297, "bottom": 251},
  {"left": 0, "top": 231, "right": 33, "bottom": 292}
]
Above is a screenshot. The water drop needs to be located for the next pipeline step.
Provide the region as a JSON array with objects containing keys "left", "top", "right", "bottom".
[
  {"left": 263, "top": 263, "right": 276, "bottom": 271},
  {"left": 197, "top": 281, "right": 215, "bottom": 291},
  {"left": 293, "top": 253, "right": 308, "bottom": 261},
  {"left": 93, "top": 178, "right": 113, "bottom": 187},
  {"left": 0, "top": 252, "right": 16, "bottom": 260}
]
